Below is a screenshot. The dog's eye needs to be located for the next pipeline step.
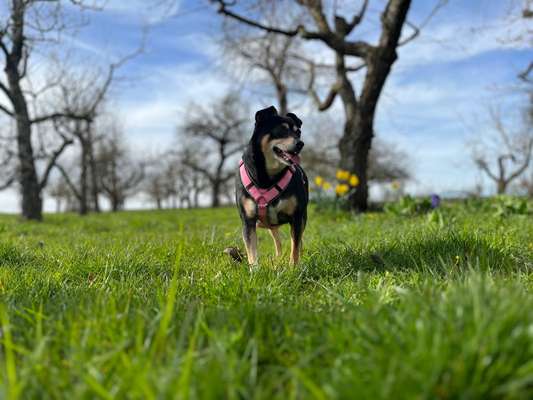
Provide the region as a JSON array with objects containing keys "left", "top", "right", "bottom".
[{"left": 272, "top": 126, "right": 288, "bottom": 138}]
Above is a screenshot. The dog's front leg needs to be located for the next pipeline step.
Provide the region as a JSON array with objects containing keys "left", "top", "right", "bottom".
[
  {"left": 269, "top": 227, "right": 282, "bottom": 257},
  {"left": 289, "top": 220, "right": 304, "bottom": 266},
  {"left": 242, "top": 221, "right": 258, "bottom": 267}
]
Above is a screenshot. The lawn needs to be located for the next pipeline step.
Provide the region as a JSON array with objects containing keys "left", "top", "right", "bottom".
[{"left": 0, "top": 201, "right": 532, "bottom": 399}]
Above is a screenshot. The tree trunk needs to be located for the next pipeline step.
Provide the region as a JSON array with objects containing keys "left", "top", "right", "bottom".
[
  {"left": 211, "top": 181, "right": 220, "bottom": 207},
  {"left": 79, "top": 131, "right": 89, "bottom": 215},
  {"left": 87, "top": 124, "right": 101, "bottom": 212},
  {"left": 8, "top": 74, "right": 42, "bottom": 220},
  {"left": 497, "top": 179, "right": 507, "bottom": 194},
  {"left": 276, "top": 82, "right": 288, "bottom": 116},
  {"left": 339, "top": 110, "right": 373, "bottom": 211}
]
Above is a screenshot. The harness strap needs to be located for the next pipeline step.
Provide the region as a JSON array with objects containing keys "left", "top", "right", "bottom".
[{"left": 239, "top": 159, "right": 295, "bottom": 227}]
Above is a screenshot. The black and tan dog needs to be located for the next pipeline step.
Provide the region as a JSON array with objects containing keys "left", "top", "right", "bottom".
[{"left": 235, "top": 106, "right": 308, "bottom": 266}]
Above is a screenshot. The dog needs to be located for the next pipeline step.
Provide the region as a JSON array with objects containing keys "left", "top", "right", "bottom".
[{"left": 235, "top": 106, "right": 308, "bottom": 266}]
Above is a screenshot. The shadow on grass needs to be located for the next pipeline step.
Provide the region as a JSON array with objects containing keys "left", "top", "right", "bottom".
[
  {"left": 302, "top": 233, "right": 525, "bottom": 281},
  {"left": 0, "top": 242, "right": 38, "bottom": 268}
]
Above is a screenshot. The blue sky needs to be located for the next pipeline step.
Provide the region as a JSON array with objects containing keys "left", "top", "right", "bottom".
[{"left": 0, "top": 0, "right": 531, "bottom": 212}]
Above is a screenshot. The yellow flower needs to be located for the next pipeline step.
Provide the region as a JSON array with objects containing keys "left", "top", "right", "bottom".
[
  {"left": 349, "top": 174, "right": 359, "bottom": 187},
  {"left": 336, "top": 169, "right": 350, "bottom": 181},
  {"left": 314, "top": 176, "right": 324, "bottom": 187},
  {"left": 335, "top": 184, "right": 349, "bottom": 196},
  {"left": 391, "top": 180, "right": 401, "bottom": 190},
  {"left": 322, "top": 182, "right": 332, "bottom": 190}
]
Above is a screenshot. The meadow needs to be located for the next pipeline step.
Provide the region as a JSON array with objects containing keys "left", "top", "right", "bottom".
[{"left": 0, "top": 199, "right": 532, "bottom": 399}]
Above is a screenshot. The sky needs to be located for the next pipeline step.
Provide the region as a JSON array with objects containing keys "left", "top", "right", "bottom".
[{"left": 0, "top": 0, "right": 531, "bottom": 212}]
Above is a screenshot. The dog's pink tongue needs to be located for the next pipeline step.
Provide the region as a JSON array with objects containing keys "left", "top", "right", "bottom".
[{"left": 289, "top": 154, "right": 300, "bottom": 164}]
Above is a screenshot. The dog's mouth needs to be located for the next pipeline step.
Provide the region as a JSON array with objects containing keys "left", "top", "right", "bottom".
[{"left": 273, "top": 146, "right": 300, "bottom": 165}]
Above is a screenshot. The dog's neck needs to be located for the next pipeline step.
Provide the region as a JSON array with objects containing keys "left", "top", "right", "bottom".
[{"left": 242, "top": 136, "right": 287, "bottom": 189}]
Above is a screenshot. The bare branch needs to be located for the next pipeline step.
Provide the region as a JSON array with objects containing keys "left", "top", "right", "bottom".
[
  {"left": 215, "top": 0, "right": 300, "bottom": 36},
  {"left": 346, "top": 0, "right": 369, "bottom": 34},
  {"left": 398, "top": 20, "right": 420, "bottom": 47},
  {"left": 182, "top": 159, "right": 214, "bottom": 182},
  {"left": 304, "top": 58, "right": 341, "bottom": 111},
  {"left": 0, "top": 103, "right": 15, "bottom": 118},
  {"left": 0, "top": 176, "right": 15, "bottom": 191},
  {"left": 0, "top": 81, "right": 14, "bottom": 101},
  {"left": 55, "top": 163, "right": 82, "bottom": 201},
  {"left": 474, "top": 158, "right": 499, "bottom": 181},
  {"left": 30, "top": 111, "right": 89, "bottom": 125},
  {"left": 507, "top": 138, "right": 533, "bottom": 183},
  {"left": 519, "top": 61, "right": 533, "bottom": 83},
  {"left": 39, "top": 136, "right": 74, "bottom": 190}
]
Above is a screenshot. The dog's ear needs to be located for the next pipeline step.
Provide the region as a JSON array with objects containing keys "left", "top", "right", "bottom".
[
  {"left": 286, "top": 112, "right": 302, "bottom": 128},
  {"left": 255, "top": 106, "right": 278, "bottom": 124}
]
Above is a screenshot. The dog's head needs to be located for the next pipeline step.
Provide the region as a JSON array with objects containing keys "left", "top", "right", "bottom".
[{"left": 253, "top": 106, "right": 304, "bottom": 169}]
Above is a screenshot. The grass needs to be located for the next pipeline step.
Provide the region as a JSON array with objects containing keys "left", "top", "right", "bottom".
[{"left": 0, "top": 202, "right": 532, "bottom": 399}]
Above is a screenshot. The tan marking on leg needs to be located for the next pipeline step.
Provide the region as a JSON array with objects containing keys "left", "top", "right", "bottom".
[
  {"left": 290, "top": 225, "right": 301, "bottom": 266},
  {"left": 243, "top": 226, "right": 258, "bottom": 266},
  {"left": 269, "top": 227, "right": 282, "bottom": 257},
  {"left": 241, "top": 196, "right": 256, "bottom": 218}
]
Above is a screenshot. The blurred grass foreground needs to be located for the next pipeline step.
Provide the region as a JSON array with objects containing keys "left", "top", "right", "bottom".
[{"left": 0, "top": 197, "right": 532, "bottom": 399}]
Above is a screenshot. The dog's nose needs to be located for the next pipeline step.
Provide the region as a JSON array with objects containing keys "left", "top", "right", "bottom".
[{"left": 295, "top": 140, "right": 304, "bottom": 152}]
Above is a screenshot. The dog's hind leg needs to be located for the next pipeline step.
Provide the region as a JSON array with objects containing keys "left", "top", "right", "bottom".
[
  {"left": 242, "top": 222, "right": 258, "bottom": 266},
  {"left": 289, "top": 220, "right": 304, "bottom": 266},
  {"left": 269, "top": 227, "right": 282, "bottom": 257}
]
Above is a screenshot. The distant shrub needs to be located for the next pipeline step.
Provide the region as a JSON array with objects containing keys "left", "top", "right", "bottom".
[
  {"left": 384, "top": 195, "right": 438, "bottom": 216},
  {"left": 492, "top": 195, "right": 531, "bottom": 217}
]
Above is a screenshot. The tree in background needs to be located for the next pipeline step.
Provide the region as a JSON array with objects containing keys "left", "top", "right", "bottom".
[
  {"left": 215, "top": 0, "right": 443, "bottom": 210},
  {"left": 471, "top": 106, "right": 533, "bottom": 194},
  {"left": 0, "top": 0, "right": 100, "bottom": 220},
  {"left": 52, "top": 54, "right": 138, "bottom": 215},
  {"left": 178, "top": 93, "right": 248, "bottom": 207},
  {"left": 223, "top": 28, "right": 304, "bottom": 116},
  {"left": 143, "top": 152, "right": 210, "bottom": 209},
  {"left": 96, "top": 124, "right": 144, "bottom": 212},
  {"left": 47, "top": 178, "right": 76, "bottom": 213}
]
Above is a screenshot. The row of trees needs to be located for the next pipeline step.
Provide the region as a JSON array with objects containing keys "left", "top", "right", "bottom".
[
  {"left": 1, "top": 0, "right": 424, "bottom": 219},
  {"left": 3, "top": 1, "right": 528, "bottom": 219}
]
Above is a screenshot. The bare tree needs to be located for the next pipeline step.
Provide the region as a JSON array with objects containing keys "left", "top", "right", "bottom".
[
  {"left": 214, "top": 0, "right": 444, "bottom": 211},
  {"left": 144, "top": 162, "right": 167, "bottom": 209},
  {"left": 144, "top": 153, "right": 180, "bottom": 209},
  {"left": 47, "top": 177, "right": 75, "bottom": 213},
  {"left": 179, "top": 93, "right": 248, "bottom": 207},
  {"left": 0, "top": 0, "right": 101, "bottom": 220},
  {"left": 472, "top": 107, "right": 533, "bottom": 194},
  {"left": 96, "top": 126, "right": 144, "bottom": 212},
  {"left": 223, "top": 28, "right": 305, "bottom": 115},
  {"left": 51, "top": 53, "right": 139, "bottom": 215}
]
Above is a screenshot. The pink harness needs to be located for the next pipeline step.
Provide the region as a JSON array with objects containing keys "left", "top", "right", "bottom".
[{"left": 239, "top": 159, "right": 296, "bottom": 227}]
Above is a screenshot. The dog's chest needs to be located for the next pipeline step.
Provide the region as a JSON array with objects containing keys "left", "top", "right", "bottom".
[{"left": 267, "top": 195, "right": 297, "bottom": 224}]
